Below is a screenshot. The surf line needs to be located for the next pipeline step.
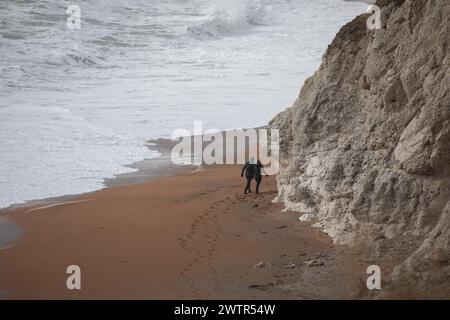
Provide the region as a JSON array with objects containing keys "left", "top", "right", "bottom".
[{"left": 24, "top": 199, "right": 94, "bottom": 214}]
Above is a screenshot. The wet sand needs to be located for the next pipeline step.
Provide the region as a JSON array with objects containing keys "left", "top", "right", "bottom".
[
  {"left": 0, "top": 161, "right": 372, "bottom": 300},
  {"left": 0, "top": 217, "right": 23, "bottom": 250}
]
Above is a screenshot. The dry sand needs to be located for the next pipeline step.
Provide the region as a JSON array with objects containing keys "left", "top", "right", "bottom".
[{"left": 0, "top": 163, "right": 371, "bottom": 299}]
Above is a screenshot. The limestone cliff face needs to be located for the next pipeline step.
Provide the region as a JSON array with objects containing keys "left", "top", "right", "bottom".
[{"left": 270, "top": 0, "right": 450, "bottom": 297}]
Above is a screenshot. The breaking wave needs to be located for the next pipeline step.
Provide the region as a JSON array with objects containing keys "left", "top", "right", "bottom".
[{"left": 186, "top": 0, "right": 275, "bottom": 40}]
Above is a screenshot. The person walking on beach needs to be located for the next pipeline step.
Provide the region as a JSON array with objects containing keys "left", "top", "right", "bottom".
[
  {"left": 254, "top": 160, "right": 268, "bottom": 194},
  {"left": 241, "top": 160, "right": 255, "bottom": 194}
]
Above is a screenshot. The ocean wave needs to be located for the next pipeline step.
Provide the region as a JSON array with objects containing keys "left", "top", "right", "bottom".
[
  {"left": 0, "top": 0, "right": 369, "bottom": 210},
  {"left": 186, "top": 0, "right": 274, "bottom": 40},
  {"left": 43, "top": 50, "right": 101, "bottom": 68}
]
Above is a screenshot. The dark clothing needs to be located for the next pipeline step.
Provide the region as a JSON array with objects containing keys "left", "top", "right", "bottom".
[
  {"left": 244, "top": 177, "right": 252, "bottom": 194},
  {"left": 253, "top": 163, "right": 264, "bottom": 194},
  {"left": 241, "top": 163, "right": 255, "bottom": 179},
  {"left": 241, "top": 163, "right": 255, "bottom": 194},
  {"left": 242, "top": 163, "right": 267, "bottom": 194},
  {"left": 253, "top": 163, "right": 263, "bottom": 178},
  {"left": 255, "top": 175, "right": 262, "bottom": 194}
]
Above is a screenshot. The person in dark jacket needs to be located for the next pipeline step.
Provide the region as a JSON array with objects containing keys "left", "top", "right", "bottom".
[
  {"left": 241, "top": 161, "right": 255, "bottom": 194},
  {"left": 253, "top": 160, "right": 267, "bottom": 194}
]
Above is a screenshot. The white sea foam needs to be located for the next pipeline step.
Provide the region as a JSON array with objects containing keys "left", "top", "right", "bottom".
[
  {"left": 0, "top": 0, "right": 367, "bottom": 209},
  {"left": 186, "top": 0, "right": 274, "bottom": 39}
]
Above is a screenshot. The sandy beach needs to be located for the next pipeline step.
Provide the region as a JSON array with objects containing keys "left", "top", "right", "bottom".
[
  {"left": 0, "top": 157, "right": 376, "bottom": 300},
  {"left": 1, "top": 0, "right": 448, "bottom": 302}
]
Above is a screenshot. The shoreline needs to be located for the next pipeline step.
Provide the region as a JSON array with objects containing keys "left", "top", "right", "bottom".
[
  {"left": 0, "top": 131, "right": 378, "bottom": 299},
  {"left": 0, "top": 125, "right": 268, "bottom": 214},
  {"left": 0, "top": 138, "right": 195, "bottom": 213},
  {"left": 0, "top": 162, "right": 371, "bottom": 299},
  {"left": 0, "top": 138, "right": 196, "bottom": 251},
  {"left": 0, "top": 132, "right": 372, "bottom": 299},
  {"left": 0, "top": 125, "right": 264, "bottom": 250}
]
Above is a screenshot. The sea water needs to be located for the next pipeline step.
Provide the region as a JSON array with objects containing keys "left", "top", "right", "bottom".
[{"left": 0, "top": 0, "right": 367, "bottom": 209}]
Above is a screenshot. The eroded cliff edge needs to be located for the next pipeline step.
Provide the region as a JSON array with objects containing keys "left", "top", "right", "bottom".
[{"left": 270, "top": 0, "right": 449, "bottom": 297}]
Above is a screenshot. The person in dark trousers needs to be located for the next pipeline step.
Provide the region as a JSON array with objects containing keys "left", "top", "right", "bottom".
[
  {"left": 253, "top": 160, "right": 268, "bottom": 194},
  {"left": 241, "top": 161, "right": 255, "bottom": 194}
]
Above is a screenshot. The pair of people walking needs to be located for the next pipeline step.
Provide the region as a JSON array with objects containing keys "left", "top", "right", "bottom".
[{"left": 241, "top": 159, "right": 267, "bottom": 194}]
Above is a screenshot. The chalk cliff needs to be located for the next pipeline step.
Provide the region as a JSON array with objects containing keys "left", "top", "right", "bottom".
[{"left": 270, "top": 0, "right": 450, "bottom": 297}]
